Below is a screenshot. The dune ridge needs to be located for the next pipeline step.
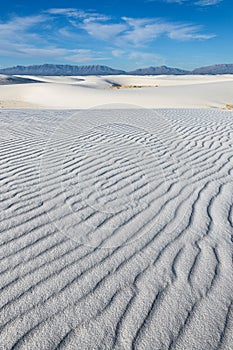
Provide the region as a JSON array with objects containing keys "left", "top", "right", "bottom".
[{"left": 0, "top": 108, "right": 232, "bottom": 349}]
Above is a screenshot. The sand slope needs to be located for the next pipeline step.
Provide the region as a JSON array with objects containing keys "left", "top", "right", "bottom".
[
  {"left": 0, "top": 108, "right": 232, "bottom": 349},
  {"left": 0, "top": 74, "right": 233, "bottom": 109},
  {"left": 0, "top": 74, "right": 39, "bottom": 85}
]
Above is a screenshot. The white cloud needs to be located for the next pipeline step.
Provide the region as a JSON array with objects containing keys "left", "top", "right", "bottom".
[
  {"left": 194, "top": 0, "right": 223, "bottom": 5},
  {"left": 51, "top": 9, "right": 214, "bottom": 45},
  {"left": 45, "top": 9, "right": 216, "bottom": 45},
  {"left": 111, "top": 49, "right": 164, "bottom": 69},
  {"left": 0, "top": 14, "right": 107, "bottom": 63},
  {"left": 0, "top": 9, "right": 216, "bottom": 66},
  {"left": 59, "top": 10, "right": 126, "bottom": 41},
  {"left": 147, "top": 0, "right": 223, "bottom": 5},
  {"left": 64, "top": 49, "right": 109, "bottom": 63},
  {"left": 0, "top": 14, "right": 48, "bottom": 38},
  {"left": 81, "top": 20, "right": 127, "bottom": 40},
  {"left": 46, "top": 8, "right": 110, "bottom": 21},
  {"left": 118, "top": 18, "right": 215, "bottom": 45},
  {"left": 112, "top": 50, "right": 125, "bottom": 57},
  {"left": 128, "top": 51, "right": 162, "bottom": 60},
  {"left": 147, "top": 0, "right": 185, "bottom": 3},
  {"left": 46, "top": 8, "right": 86, "bottom": 18},
  {"left": 168, "top": 25, "right": 216, "bottom": 40},
  {"left": 121, "top": 18, "right": 169, "bottom": 45},
  {"left": 0, "top": 41, "right": 105, "bottom": 64},
  {"left": 16, "top": 47, "right": 73, "bottom": 57},
  {"left": 0, "top": 15, "right": 51, "bottom": 57}
]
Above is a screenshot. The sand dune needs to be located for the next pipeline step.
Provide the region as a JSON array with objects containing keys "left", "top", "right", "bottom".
[
  {"left": 0, "top": 74, "right": 233, "bottom": 109},
  {"left": 0, "top": 74, "right": 39, "bottom": 85},
  {"left": 0, "top": 108, "right": 232, "bottom": 349}
]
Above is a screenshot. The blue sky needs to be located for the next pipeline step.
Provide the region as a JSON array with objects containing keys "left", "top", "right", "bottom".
[{"left": 0, "top": 0, "right": 232, "bottom": 70}]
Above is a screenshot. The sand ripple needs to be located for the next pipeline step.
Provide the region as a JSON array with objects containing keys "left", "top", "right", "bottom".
[{"left": 0, "top": 108, "right": 232, "bottom": 349}]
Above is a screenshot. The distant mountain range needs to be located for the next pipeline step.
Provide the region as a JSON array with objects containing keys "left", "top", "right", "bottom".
[
  {"left": 192, "top": 64, "right": 233, "bottom": 75},
  {"left": 128, "top": 66, "right": 190, "bottom": 75},
  {"left": 0, "top": 63, "right": 233, "bottom": 76},
  {"left": 0, "top": 64, "right": 125, "bottom": 76}
]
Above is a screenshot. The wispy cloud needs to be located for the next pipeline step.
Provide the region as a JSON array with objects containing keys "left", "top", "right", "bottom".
[
  {"left": 46, "top": 8, "right": 86, "bottom": 18},
  {"left": 64, "top": 49, "right": 109, "bottom": 63},
  {"left": 111, "top": 49, "right": 164, "bottom": 68},
  {"left": 128, "top": 51, "right": 163, "bottom": 64},
  {"left": 112, "top": 50, "right": 161, "bottom": 60},
  {"left": 0, "top": 41, "right": 105, "bottom": 63},
  {"left": 80, "top": 20, "right": 127, "bottom": 41},
  {"left": 47, "top": 8, "right": 215, "bottom": 44},
  {"left": 0, "top": 14, "right": 50, "bottom": 57},
  {"left": 147, "top": 0, "right": 223, "bottom": 5},
  {"left": 194, "top": 0, "right": 223, "bottom": 6},
  {"left": 46, "top": 8, "right": 110, "bottom": 21},
  {"left": 0, "top": 8, "right": 216, "bottom": 67},
  {"left": 0, "top": 14, "right": 48, "bottom": 40},
  {"left": 119, "top": 17, "right": 215, "bottom": 45},
  {"left": 168, "top": 24, "right": 215, "bottom": 40},
  {"left": 121, "top": 17, "right": 167, "bottom": 44},
  {"left": 0, "top": 13, "right": 105, "bottom": 63}
]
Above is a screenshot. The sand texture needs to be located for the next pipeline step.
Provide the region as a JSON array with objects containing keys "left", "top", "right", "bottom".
[{"left": 0, "top": 108, "right": 232, "bottom": 349}]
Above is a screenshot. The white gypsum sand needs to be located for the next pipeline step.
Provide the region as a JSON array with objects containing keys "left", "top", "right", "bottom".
[
  {"left": 0, "top": 74, "right": 233, "bottom": 109},
  {"left": 0, "top": 108, "right": 232, "bottom": 349}
]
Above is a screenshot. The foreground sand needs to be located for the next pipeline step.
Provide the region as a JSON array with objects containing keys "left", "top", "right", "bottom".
[
  {"left": 0, "top": 108, "right": 232, "bottom": 349},
  {"left": 0, "top": 74, "right": 233, "bottom": 109}
]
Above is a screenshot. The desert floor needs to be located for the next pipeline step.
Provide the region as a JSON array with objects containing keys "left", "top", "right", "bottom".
[
  {"left": 0, "top": 74, "right": 233, "bottom": 109},
  {"left": 0, "top": 108, "right": 232, "bottom": 349}
]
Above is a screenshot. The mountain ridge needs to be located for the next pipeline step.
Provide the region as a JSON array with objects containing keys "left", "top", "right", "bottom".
[
  {"left": 128, "top": 65, "right": 190, "bottom": 75},
  {"left": 0, "top": 64, "right": 126, "bottom": 76},
  {"left": 0, "top": 63, "right": 233, "bottom": 76}
]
